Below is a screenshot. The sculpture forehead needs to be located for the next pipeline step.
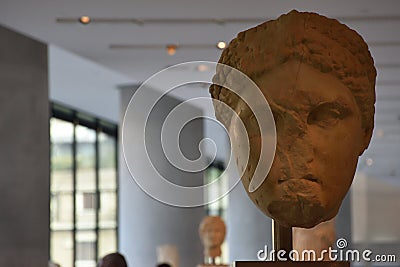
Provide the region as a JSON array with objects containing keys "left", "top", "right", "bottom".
[
  {"left": 200, "top": 216, "right": 226, "bottom": 229},
  {"left": 252, "top": 61, "right": 357, "bottom": 112},
  {"left": 202, "top": 219, "right": 225, "bottom": 228}
]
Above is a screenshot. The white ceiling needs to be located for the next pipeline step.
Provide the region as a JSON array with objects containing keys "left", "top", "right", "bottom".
[
  {"left": 0, "top": 0, "right": 399, "bottom": 181},
  {"left": 1, "top": 0, "right": 400, "bottom": 80}
]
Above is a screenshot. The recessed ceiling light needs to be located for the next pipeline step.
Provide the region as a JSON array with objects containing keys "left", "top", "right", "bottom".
[
  {"left": 79, "top": 16, "right": 91, "bottom": 25},
  {"left": 376, "top": 129, "right": 384, "bottom": 138},
  {"left": 166, "top": 44, "right": 177, "bottom": 55},
  {"left": 217, "top": 41, "right": 226, "bottom": 49},
  {"left": 366, "top": 158, "right": 374, "bottom": 166},
  {"left": 197, "top": 64, "right": 210, "bottom": 72}
]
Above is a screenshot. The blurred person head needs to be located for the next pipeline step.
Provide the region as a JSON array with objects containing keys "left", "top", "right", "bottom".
[
  {"left": 98, "top": 252, "right": 128, "bottom": 267},
  {"left": 48, "top": 261, "right": 61, "bottom": 267}
]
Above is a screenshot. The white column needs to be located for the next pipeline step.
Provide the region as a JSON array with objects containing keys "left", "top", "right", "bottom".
[{"left": 118, "top": 85, "right": 206, "bottom": 267}]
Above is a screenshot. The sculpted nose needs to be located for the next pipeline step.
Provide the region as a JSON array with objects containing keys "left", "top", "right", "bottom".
[
  {"left": 297, "top": 131, "right": 314, "bottom": 163},
  {"left": 275, "top": 112, "right": 314, "bottom": 168},
  {"left": 306, "top": 147, "right": 314, "bottom": 163}
]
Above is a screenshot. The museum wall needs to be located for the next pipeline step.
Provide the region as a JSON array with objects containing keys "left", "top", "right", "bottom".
[
  {"left": 119, "top": 85, "right": 206, "bottom": 267},
  {"left": 336, "top": 194, "right": 352, "bottom": 245},
  {"left": 352, "top": 172, "right": 400, "bottom": 257},
  {"left": 226, "top": 166, "right": 273, "bottom": 261},
  {"left": 0, "top": 25, "right": 49, "bottom": 267},
  {"left": 48, "top": 45, "right": 133, "bottom": 123}
]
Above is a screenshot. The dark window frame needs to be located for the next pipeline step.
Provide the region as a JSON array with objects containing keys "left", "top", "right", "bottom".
[{"left": 50, "top": 102, "right": 119, "bottom": 266}]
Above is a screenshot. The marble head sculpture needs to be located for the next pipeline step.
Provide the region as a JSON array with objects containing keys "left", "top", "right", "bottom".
[
  {"left": 209, "top": 10, "right": 376, "bottom": 228},
  {"left": 199, "top": 216, "right": 226, "bottom": 259}
]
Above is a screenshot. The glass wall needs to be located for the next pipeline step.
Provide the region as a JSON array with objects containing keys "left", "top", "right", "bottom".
[
  {"left": 204, "top": 161, "right": 229, "bottom": 264},
  {"left": 204, "top": 161, "right": 229, "bottom": 219},
  {"left": 50, "top": 104, "right": 118, "bottom": 267},
  {"left": 351, "top": 81, "right": 400, "bottom": 266}
]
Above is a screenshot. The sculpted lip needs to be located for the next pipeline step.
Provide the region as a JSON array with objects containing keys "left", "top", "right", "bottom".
[
  {"left": 303, "top": 174, "right": 320, "bottom": 184},
  {"left": 278, "top": 174, "right": 320, "bottom": 184}
]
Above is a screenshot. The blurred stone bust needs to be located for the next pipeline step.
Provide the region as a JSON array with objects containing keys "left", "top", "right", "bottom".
[
  {"left": 199, "top": 216, "right": 226, "bottom": 260},
  {"left": 210, "top": 10, "right": 376, "bottom": 228}
]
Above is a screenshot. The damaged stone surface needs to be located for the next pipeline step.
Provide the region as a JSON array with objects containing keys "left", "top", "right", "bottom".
[{"left": 210, "top": 10, "right": 376, "bottom": 228}]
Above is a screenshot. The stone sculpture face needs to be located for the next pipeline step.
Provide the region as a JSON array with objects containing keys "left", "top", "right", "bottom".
[
  {"left": 243, "top": 60, "right": 368, "bottom": 227},
  {"left": 199, "top": 216, "right": 226, "bottom": 258},
  {"left": 210, "top": 10, "right": 376, "bottom": 228}
]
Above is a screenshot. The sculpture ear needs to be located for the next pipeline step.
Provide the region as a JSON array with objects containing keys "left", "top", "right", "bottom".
[{"left": 359, "top": 126, "right": 373, "bottom": 156}]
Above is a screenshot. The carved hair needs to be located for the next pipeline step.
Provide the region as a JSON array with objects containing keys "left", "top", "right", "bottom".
[{"left": 210, "top": 10, "right": 376, "bottom": 135}]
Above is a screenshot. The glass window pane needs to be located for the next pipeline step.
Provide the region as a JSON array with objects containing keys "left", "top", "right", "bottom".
[
  {"left": 76, "top": 125, "right": 96, "bottom": 191},
  {"left": 51, "top": 168, "right": 73, "bottom": 194},
  {"left": 204, "top": 164, "right": 228, "bottom": 217},
  {"left": 99, "top": 132, "right": 116, "bottom": 191},
  {"left": 76, "top": 191, "right": 97, "bottom": 230},
  {"left": 51, "top": 192, "right": 74, "bottom": 230},
  {"left": 51, "top": 118, "right": 73, "bottom": 192},
  {"left": 98, "top": 229, "right": 117, "bottom": 259},
  {"left": 99, "top": 191, "right": 117, "bottom": 229},
  {"left": 51, "top": 230, "right": 73, "bottom": 267},
  {"left": 351, "top": 94, "right": 400, "bottom": 262},
  {"left": 76, "top": 230, "right": 97, "bottom": 267},
  {"left": 50, "top": 109, "right": 118, "bottom": 267}
]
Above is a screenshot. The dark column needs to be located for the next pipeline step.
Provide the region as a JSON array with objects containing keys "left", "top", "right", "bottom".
[{"left": 0, "top": 25, "right": 49, "bottom": 267}]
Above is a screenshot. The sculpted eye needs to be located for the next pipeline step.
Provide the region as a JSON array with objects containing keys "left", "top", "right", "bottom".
[
  {"left": 307, "top": 102, "right": 351, "bottom": 127},
  {"left": 272, "top": 110, "right": 284, "bottom": 132}
]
